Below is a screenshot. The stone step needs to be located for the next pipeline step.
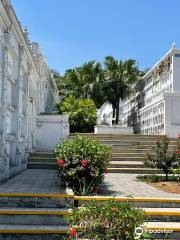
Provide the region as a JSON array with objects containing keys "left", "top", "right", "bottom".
[
  {"left": 144, "top": 221, "right": 180, "bottom": 239},
  {"left": 0, "top": 207, "right": 72, "bottom": 225},
  {"left": 30, "top": 152, "right": 54, "bottom": 158},
  {"left": 75, "top": 196, "right": 180, "bottom": 208},
  {"left": 111, "top": 156, "right": 145, "bottom": 161},
  {"left": 28, "top": 157, "right": 56, "bottom": 163},
  {"left": 112, "top": 148, "right": 152, "bottom": 153},
  {"left": 107, "top": 167, "right": 159, "bottom": 174},
  {"left": 112, "top": 152, "right": 147, "bottom": 157},
  {"left": 28, "top": 153, "right": 146, "bottom": 162},
  {"left": 111, "top": 144, "right": 176, "bottom": 148},
  {"left": 27, "top": 162, "right": 57, "bottom": 170},
  {"left": 101, "top": 140, "right": 177, "bottom": 146},
  {"left": 0, "top": 225, "right": 68, "bottom": 239},
  {"left": 0, "top": 193, "right": 74, "bottom": 209},
  {"left": 69, "top": 133, "right": 176, "bottom": 140},
  {"left": 144, "top": 208, "right": 180, "bottom": 221},
  {"left": 112, "top": 147, "right": 175, "bottom": 152},
  {"left": 110, "top": 161, "right": 146, "bottom": 168}
]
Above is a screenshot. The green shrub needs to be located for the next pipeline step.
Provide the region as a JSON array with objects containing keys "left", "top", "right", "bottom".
[
  {"left": 145, "top": 136, "right": 179, "bottom": 180},
  {"left": 59, "top": 96, "right": 97, "bottom": 133},
  {"left": 66, "top": 200, "right": 146, "bottom": 240},
  {"left": 54, "top": 135, "right": 112, "bottom": 195}
]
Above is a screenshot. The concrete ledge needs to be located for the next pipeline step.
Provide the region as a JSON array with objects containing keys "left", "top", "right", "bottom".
[{"left": 94, "top": 125, "right": 133, "bottom": 134}]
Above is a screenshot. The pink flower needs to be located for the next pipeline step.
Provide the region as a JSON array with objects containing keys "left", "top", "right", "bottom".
[
  {"left": 176, "top": 150, "right": 180, "bottom": 155},
  {"left": 81, "top": 159, "right": 87, "bottom": 168},
  {"left": 57, "top": 159, "right": 65, "bottom": 166},
  {"left": 69, "top": 228, "right": 77, "bottom": 237}
]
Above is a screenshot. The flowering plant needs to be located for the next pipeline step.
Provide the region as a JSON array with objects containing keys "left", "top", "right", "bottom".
[
  {"left": 54, "top": 135, "right": 112, "bottom": 195},
  {"left": 66, "top": 200, "right": 145, "bottom": 239}
]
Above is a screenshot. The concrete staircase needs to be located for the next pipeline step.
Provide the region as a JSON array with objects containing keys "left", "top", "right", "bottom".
[
  {"left": 0, "top": 193, "right": 73, "bottom": 239},
  {"left": 69, "top": 133, "right": 177, "bottom": 174},
  {"left": 28, "top": 134, "right": 177, "bottom": 174},
  {"left": 76, "top": 196, "right": 180, "bottom": 239}
]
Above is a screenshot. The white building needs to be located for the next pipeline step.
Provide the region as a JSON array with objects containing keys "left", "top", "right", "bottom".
[
  {"left": 0, "top": 0, "right": 58, "bottom": 181},
  {"left": 120, "top": 43, "right": 180, "bottom": 137}
]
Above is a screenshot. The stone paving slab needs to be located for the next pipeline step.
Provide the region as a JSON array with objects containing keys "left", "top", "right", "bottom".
[
  {"left": 0, "top": 170, "right": 72, "bottom": 194},
  {"left": 98, "top": 173, "right": 180, "bottom": 198},
  {"left": 0, "top": 170, "right": 179, "bottom": 198}
]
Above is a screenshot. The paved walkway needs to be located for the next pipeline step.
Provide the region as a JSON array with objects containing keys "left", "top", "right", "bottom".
[
  {"left": 98, "top": 173, "right": 180, "bottom": 198},
  {"left": 0, "top": 169, "right": 72, "bottom": 194},
  {"left": 0, "top": 170, "right": 179, "bottom": 198}
]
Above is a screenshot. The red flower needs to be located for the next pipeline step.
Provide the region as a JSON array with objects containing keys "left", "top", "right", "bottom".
[
  {"left": 69, "top": 228, "right": 77, "bottom": 237},
  {"left": 57, "top": 159, "right": 65, "bottom": 166},
  {"left": 81, "top": 159, "right": 87, "bottom": 168},
  {"left": 176, "top": 150, "right": 180, "bottom": 154}
]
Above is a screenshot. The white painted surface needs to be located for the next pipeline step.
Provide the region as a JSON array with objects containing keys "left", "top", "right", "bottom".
[
  {"left": 35, "top": 115, "right": 69, "bottom": 151},
  {"left": 97, "top": 102, "right": 113, "bottom": 125},
  {"left": 119, "top": 44, "right": 180, "bottom": 137},
  {"left": 94, "top": 125, "right": 133, "bottom": 134},
  {"left": 164, "top": 93, "right": 180, "bottom": 138},
  {"left": 0, "top": 1, "right": 58, "bottom": 181}
]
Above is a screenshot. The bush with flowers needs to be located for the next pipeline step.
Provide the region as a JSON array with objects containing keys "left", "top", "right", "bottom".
[
  {"left": 66, "top": 200, "right": 146, "bottom": 240},
  {"left": 54, "top": 135, "right": 112, "bottom": 195}
]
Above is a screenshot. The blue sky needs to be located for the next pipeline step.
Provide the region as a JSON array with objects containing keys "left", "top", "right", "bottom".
[{"left": 12, "top": 0, "right": 180, "bottom": 74}]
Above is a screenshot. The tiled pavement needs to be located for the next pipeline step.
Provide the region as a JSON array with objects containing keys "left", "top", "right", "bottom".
[
  {"left": 97, "top": 173, "right": 180, "bottom": 198},
  {"left": 0, "top": 169, "right": 70, "bottom": 194},
  {"left": 0, "top": 170, "right": 179, "bottom": 198}
]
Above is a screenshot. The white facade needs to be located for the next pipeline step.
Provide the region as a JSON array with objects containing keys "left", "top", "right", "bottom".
[
  {"left": 36, "top": 115, "right": 69, "bottom": 152},
  {"left": 0, "top": 0, "right": 58, "bottom": 181},
  {"left": 120, "top": 43, "right": 180, "bottom": 137}
]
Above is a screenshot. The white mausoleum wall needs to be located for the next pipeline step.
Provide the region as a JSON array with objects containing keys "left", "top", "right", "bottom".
[
  {"left": 0, "top": 0, "right": 60, "bottom": 181},
  {"left": 35, "top": 115, "right": 69, "bottom": 152}
]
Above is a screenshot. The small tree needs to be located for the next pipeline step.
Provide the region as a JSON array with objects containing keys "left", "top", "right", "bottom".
[{"left": 145, "top": 136, "right": 178, "bottom": 180}]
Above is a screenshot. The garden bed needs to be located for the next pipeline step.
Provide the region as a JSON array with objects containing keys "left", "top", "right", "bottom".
[
  {"left": 137, "top": 175, "right": 180, "bottom": 194},
  {"left": 149, "top": 181, "right": 180, "bottom": 194}
]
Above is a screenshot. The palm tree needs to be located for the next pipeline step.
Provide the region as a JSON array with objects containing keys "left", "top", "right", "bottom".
[
  {"left": 54, "top": 61, "right": 104, "bottom": 107},
  {"left": 103, "top": 56, "right": 140, "bottom": 124}
]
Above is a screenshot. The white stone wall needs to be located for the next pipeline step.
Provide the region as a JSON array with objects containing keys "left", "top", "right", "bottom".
[
  {"left": 164, "top": 93, "right": 180, "bottom": 137},
  {"left": 35, "top": 115, "right": 69, "bottom": 152},
  {"left": 0, "top": 0, "right": 58, "bottom": 181}
]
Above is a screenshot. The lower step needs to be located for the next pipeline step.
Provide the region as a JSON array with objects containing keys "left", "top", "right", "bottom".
[
  {"left": 0, "top": 234, "right": 66, "bottom": 240},
  {"left": 27, "top": 162, "right": 57, "bottom": 170},
  {"left": 107, "top": 167, "right": 159, "bottom": 174},
  {"left": 0, "top": 208, "right": 72, "bottom": 225},
  {"left": 0, "top": 225, "right": 68, "bottom": 240},
  {"left": 0, "top": 193, "right": 74, "bottom": 208},
  {"left": 110, "top": 161, "right": 145, "bottom": 168},
  {"left": 144, "top": 221, "right": 180, "bottom": 239}
]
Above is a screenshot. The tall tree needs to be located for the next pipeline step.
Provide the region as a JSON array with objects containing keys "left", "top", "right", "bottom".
[
  {"left": 54, "top": 61, "right": 104, "bottom": 107},
  {"left": 103, "top": 56, "right": 140, "bottom": 124}
]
